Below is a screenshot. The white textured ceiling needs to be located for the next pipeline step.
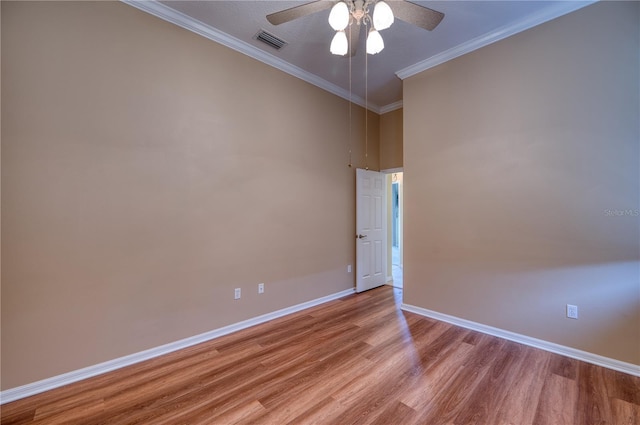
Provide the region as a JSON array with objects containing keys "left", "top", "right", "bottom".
[{"left": 127, "top": 1, "right": 595, "bottom": 113}]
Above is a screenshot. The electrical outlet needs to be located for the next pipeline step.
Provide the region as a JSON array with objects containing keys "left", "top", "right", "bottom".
[
  {"left": 347, "top": 265, "right": 352, "bottom": 273},
  {"left": 258, "top": 283, "right": 265, "bottom": 294},
  {"left": 567, "top": 304, "right": 578, "bottom": 319},
  {"left": 234, "top": 288, "right": 241, "bottom": 300}
]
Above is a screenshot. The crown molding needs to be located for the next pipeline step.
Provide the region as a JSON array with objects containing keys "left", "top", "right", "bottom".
[
  {"left": 396, "top": 0, "right": 597, "bottom": 80},
  {"left": 379, "top": 100, "right": 403, "bottom": 114},
  {"left": 121, "top": 0, "right": 381, "bottom": 113}
]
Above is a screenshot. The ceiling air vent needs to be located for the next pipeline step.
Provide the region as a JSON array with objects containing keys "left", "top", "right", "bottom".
[{"left": 254, "top": 29, "right": 288, "bottom": 50}]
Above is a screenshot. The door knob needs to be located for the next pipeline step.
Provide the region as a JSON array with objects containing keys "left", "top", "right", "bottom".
[{"left": 356, "top": 234, "right": 367, "bottom": 239}]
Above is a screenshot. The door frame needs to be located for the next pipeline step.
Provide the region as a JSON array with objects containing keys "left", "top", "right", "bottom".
[{"left": 381, "top": 168, "right": 403, "bottom": 287}]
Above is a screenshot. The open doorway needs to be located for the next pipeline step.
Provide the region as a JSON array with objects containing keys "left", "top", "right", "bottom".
[{"left": 386, "top": 171, "right": 403, "bottom": 288}]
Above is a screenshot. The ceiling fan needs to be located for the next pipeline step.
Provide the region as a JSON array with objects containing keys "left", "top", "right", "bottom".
[{"left": 266, "top": 0, "right": 444, "bottom": 56}]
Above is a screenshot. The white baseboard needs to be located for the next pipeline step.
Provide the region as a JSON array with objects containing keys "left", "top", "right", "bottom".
[
  {"left": 401, "top": 303, "right": 640, "bottom": 377},
  {"left": 0, "top": 287, "right": 355, "bottom": 405}
]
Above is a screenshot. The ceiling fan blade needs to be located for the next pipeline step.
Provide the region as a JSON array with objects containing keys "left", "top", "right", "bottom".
[
  {"left": 388, "top": 0, "right": 444, "bottom": 31},
  {"left": 346, "top": 23, "right": 361, "bottom": 57},
  {"left": 266, "top": 1, "right": 334, "bottom": 26}
]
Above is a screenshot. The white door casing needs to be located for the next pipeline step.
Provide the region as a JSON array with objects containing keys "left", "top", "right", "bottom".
[{"left": 356, "top": 168, "right": 387, "bottom": 293}]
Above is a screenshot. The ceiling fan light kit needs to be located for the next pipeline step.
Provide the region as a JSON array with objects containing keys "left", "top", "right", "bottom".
[{"left": 329, "top": 0, "right": 393, "bottom": 56}]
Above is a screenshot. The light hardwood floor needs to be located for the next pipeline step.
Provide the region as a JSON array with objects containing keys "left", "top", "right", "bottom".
[{"left": 2, "top": 286, "right": 639, "bottom": 424}]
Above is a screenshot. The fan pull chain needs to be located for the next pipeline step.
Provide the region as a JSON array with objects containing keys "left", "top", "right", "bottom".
[
  {"left": 348, "top": 21, "right": 353, "bottom": 168},
  {"left": 364, "top": 21, "right": 369, "bottom": 171}
]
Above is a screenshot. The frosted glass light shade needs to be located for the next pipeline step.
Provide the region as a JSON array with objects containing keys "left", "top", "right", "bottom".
[
  {"left": 373, "top": 1, "right": 394, "bottom": 30},
  {"left": 366, "top": 29, "right": 384, "bottom": 54},
  {"left": 330, "top": 30, "right": 349, "bottom": 55},
  {"left": 328, "top": 2, "right": 350, "bottom": 31}
]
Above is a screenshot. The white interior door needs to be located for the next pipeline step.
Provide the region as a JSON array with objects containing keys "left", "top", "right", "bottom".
[{"left": 356, "top": 168, "right": 387, "bottom": 293}]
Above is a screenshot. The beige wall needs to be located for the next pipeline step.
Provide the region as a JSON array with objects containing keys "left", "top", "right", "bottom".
[
  {"left": 404, "top": 1, "right": 639, "bottom": 364},
  {"left": 1, "top": 1, "right": 379, "bottom": 389},
  {"left": 379, "top": 108, "right": 403, "bottom": 170}
]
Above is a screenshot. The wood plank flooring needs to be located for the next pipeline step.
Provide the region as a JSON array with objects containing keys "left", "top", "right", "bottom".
[{"left": 2, "top": 286, "right": 639, "bottom": 424}]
